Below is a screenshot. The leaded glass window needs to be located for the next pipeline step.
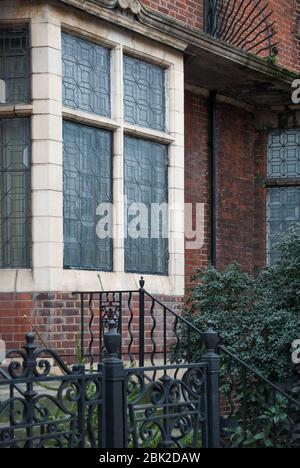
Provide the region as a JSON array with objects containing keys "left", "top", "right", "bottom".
[
  {"left": 61, "top": 32, "right": 174, "bottom": 276},
  {"left": 268, "top": 130, "right": 300, "bottom": 178},
  {"left": 62, "top": 32, "right": 111, "bottom": 117},
  {"left": 267, "top": 130, "right": 300, "bottom": 265},
  {"left": 63, "top": 121, "right": 112, "bottom": 270},
  {"left": 0, "top": 27, "right": 30, "bottom": 104},
  {"left": 0, "top": 118, "right": 31, "bottom": 268},
  {"left": 124, "top": 56, "right": 165, "bottom": 132},
  {"left": 124, "top": 136, "right": 168, "bottom": 275},
  {"left": 267, "top": 187, "right": 300, "bottom": 265}
]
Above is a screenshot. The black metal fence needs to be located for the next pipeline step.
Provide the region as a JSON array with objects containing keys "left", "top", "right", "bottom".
[
  {"left": 1, "top": 280, "right": 299, "bottom": 448},
  {"left": 76, "top": 279, "right": 300, "bottom": 448},
  {"left": 126, "top": 364, "right": 208, "bottom": 448},
  {"left": 0, "top": 333, "right": 104, "bottom": 448},
  {"left": 0, "top": 322, "right": 220, "bottom": 448},
  {"left": 76, "top": 278, "right": 203, "bottom": 367},
  {"left": 204, "top": 0, "right": 278, "bottom": 57}
]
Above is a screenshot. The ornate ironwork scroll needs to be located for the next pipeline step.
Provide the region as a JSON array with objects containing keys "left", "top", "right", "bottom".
[
  {"left": 126, "top": 364, "right": 208, "bottom": 448},
  {"left": 0, "top": 334, "right": 104, "bottom": 448},
  {"left": 99, "top": 292, "right": 122, "bottom": 357},
  {"left": 205, "top": 0, "right": 278, "bottom": 57}
]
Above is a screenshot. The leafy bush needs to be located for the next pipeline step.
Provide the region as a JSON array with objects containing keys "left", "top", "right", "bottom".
[
  {"left": 259, "top": 229, "right": 300, "bottom": 313},
  {"left": 227, "top": 392, "right": 294, "bottom": 448},
  {"left": 182, "top": 229, "right": 300, "bottom": 382},
  {"left": 177, "top": 229, "right": 300, "bottom": 448}
]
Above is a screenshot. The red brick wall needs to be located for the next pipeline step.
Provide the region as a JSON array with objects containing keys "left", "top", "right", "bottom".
[
  {"left": 216, "top": 104, "right": 257, "bottom": 272},
  {"left": 254, "top": 131, "right": 268, "bottom": 272},
  {"left": 0, "top": 293, "right": 32, "bottom": 351},
  {"left": 184, "top": 93, "right": 268, "bottom": 284},
  {"left": 143, "top": 0, "right": 204, "bottom": 30},
  {"left": 269, "top": 0, "right": 300, "bottom": 73},
  {"left": 142, "top": 0, "right": 299, "bottom": 73},
  {"left": 184, "top": 91, "right": 210, "bottom": 290},
  {"left": 0, "top": 292, "right": 182, "bottom": 359}
]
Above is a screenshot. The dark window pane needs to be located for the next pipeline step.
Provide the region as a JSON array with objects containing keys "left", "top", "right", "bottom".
[
  {"left": 124, "top": 56, "right": 165, "bottom": 132},
  {"left": 63, "top": 121, "right": 112, "bottom": 271},
  {"left": 0, "top": 27, "right": 30, "bottom": 104},
  {"left": 0, "top": 118, "right": 31, "bottom": 268},
  {"left": 267, "top": 187, "right": 300, "bottom": 265},
  {"left": 268, "top": 130, "right": 300, "bottom": 178},
  {"left": 62, "top": 32, "right": 111, "bottom": 117},
  {"left": 125, "top": 136, "right": 168, "bottom": 275}
]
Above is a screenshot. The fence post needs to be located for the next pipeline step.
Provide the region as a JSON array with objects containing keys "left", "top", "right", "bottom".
[
  {"left": 76, "top": 364, "right": 86, "bottom": 448},
  {"left": 23, "top": 333, "right": 38, "bottom": 448},
  {"left": 103, "top": 318, "right": 127, "bottom": 448},
  {"left": 202, "top": 322, "right": 221, "bottom": 448},
  {"left": 139, "top": 277, "right": 145, "bottom": 367}
]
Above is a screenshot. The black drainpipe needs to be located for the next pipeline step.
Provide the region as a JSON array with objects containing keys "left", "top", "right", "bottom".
[{"left": 209, "top": 90, "right": 217, "bottom": 267}]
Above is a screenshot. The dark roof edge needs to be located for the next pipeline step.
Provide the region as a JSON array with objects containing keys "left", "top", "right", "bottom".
[{"left": 59, "top": 0, "right": 298, "bottom": 86}]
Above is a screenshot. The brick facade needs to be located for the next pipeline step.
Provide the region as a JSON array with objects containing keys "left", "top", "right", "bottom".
[
  {"left": 0, "top": 292, "right": 182, "bottom": 360},
  {"left": 184, "top": 93, "right": 269, "bottom": 286},
  {"left": 144, "top": 1, "right": 300, "bottom": 73},
  {"left": 271, "top": 0, "right": 300, "bottom": 73},
  {"left": 184, "top": 91, "right": 210, "bottom": 290},
  {"left": 143, "top": 0, "right": 204, "bottom": 30},
  {"left": 216, "top": 104, "right": 262, "bottom": 272}
]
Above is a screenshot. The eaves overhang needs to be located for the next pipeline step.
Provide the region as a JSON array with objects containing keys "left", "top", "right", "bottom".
[
  {"left": 58, "top": 0, "right": 297, "bottom": 108},
  {"left": 184, "top": 38, "right": 297, "bottom": 108}
]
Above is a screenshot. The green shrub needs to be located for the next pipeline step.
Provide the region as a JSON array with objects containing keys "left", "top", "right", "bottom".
[
  {"left": 259, "top": 229, "right": 300, "bottom": 313},
  {"left": 182, "top": 229, "right": 300, "bottom": 382},
  {"left": 176, "top": 230, "right": 300, "bottom": 448}
]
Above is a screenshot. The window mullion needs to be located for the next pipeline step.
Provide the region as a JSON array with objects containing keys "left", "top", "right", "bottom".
[{"left": 111, "top": 45, "right": 125, "bottom": 273}]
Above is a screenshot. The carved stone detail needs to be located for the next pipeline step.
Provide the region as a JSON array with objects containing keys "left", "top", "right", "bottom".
[{"left": 118, "top": 0, "right": 141, "bottom": 15}]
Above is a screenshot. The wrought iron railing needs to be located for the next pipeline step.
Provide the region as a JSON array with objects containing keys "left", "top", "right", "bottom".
[
  {"left": 75, "top": 278, "right": 203, "bottom": 367},
  {"left": 77, "top": 278, "right": 300, "bottom": 448},
  {"left": 0, "top": 326, "right": 220, "bottom": 448},
  {"left": 1, "top": 286, "right": 299, "bottom": 448},
  {"left": 0, "top": 333, "right": 104, "bottom": 448},
  {"left": 126, "top": 363, "right": 209, "bottom": 448},
  {"left": 205, "top": 0, "right": 279, "bottom": 57}
]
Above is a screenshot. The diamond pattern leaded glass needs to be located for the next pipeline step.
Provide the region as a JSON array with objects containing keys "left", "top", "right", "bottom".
[
  {"left": 268, "top": 130, "right": 300, "bottom": 178},
  {"left": 124, "top": 136, "right": 168, "bottom": 275},
  {"left": 124, "top": 56, "right": 166, "bottom": 132},
  {"left": 63, "top": 121, "right": 112, "bottom": 271},
  {"left": 0, "top": 118, "right": 31, "bottom": 268},
  {"left": 62, "top": 32, "right": 111, "bottom": 117},
  {"left": 267, "top": 187, "right": 300, "bottom": 265},
  {"left": 0, "top": 27, "right": 30, "bottom": 104}
]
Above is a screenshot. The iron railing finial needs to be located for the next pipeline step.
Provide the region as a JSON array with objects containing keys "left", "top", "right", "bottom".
[{"left": 139, "top": 276, "right": 145, "bottom": 290}]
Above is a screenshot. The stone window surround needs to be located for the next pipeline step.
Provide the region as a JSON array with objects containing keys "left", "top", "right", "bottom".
[{"left": 0, "top": 4, "right": 185, "bottom": 296}]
